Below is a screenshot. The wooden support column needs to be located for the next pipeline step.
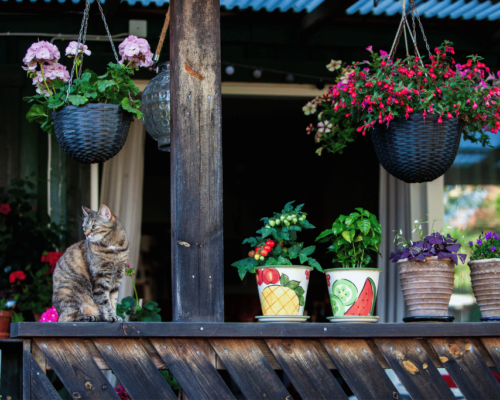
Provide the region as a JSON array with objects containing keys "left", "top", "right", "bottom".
[{"left": 170, "top": 0, "right": 224, "bottom": 322}]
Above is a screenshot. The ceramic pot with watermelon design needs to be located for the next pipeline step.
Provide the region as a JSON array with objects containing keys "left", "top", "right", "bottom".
[
  {"left": 255, "top": 266, "right": 313, "bottom": 322},
  {"left": 325, "top": 268, "right": 381, "bottom": 323}
]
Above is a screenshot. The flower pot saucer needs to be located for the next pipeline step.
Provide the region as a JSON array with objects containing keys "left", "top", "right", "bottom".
[
  {"left": 255, "top": 315, "right": 310, "bottom": 323},
  {"left": 403, "top": 316, "right": 454, "bottom": 323},
  {"left": 480, "top": 317, "right": 500, "bottom": 322},
  {"left": 327, "top": 316, "right": 379, "bottom": 323}
]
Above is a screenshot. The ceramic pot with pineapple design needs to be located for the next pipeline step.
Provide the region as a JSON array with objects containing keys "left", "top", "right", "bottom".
[{"left": 255, "top": 266, "right": 312, "bottom": 321}]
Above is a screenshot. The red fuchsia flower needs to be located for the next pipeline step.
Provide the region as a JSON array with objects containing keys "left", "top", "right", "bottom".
[
  {"left": 39, "top": 306, "right": 58, "bottom": 323},
  {"left": 447, "top": 112, "right": 453, "bottom": 119},
  {"left": 0, "top": 204, "right": 11, "bottom": 215},
  {"left": 9, "top": 271, "right": 26, "bottom": 284},
  {"left": 473, "top": 102, "right": 478, "bottom": 110},
  {"left": 115, "top": 385, "right": 131, "bottom": 400},
  {"left": 438, "top": 116, "right": 443, "bottom": 124}
]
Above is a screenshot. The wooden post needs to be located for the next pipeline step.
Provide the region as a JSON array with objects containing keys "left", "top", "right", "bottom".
[{"left": 170, "top": 0, "right": 224, "bottom": 322}]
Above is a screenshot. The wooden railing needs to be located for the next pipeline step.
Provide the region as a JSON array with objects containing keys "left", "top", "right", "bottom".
[{"left": 11, "top": 322, "right": 500, "bottom": 399}]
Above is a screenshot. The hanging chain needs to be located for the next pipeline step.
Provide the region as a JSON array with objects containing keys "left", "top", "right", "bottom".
[
  {"left": 65, "top": 0, "right": 90, "bottom": 104},
  {"left": 95, "top": 0, "right": 120, "bottom": 64},
  {"left": 410, "top": 0, "right": 417, "bottom": 57},
  {"left": 412, "top": 0, "right": 432, "bottom": 58}
]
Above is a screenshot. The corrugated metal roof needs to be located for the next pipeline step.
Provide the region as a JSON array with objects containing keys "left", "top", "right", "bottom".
[
  {"left": 346, "top": 0, "right": 500, "bottom": 20},
  {"left": 3, "top": 0, "right": 325, "bottom": 12}
]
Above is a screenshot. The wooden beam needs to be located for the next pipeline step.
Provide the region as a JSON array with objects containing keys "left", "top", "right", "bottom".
[
  {"left": 170, "top": 0, "right": 224, "bottom": 322},
  {"left": 11, "top": 322, "right": 500, "bottom": 338}
]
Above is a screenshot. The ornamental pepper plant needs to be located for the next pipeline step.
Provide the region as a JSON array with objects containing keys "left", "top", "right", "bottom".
[
  {"left": 469, "top": 232, "right": 500, "bottom": 261},
  {"left": 390, "top": 220, "right": 467, "bottom": 265},
  {"left": 232, "top": 202, "right": 323, "bottom": 280},
  {"left": 305, "top": 41, "right": 500, "bottom": 155},
  {"left": 22, "top": 36, "right": 151, "bottom": 135},
  {"left": 316, "top": 208, "right": 382, "bottom": 268}
]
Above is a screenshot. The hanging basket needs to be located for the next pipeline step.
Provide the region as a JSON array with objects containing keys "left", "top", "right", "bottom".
[
  {"left": 53, "top": 104, "right": 132, "bottom": 164},
  {"left": 371, "top": 113, "right": 461, "bottom": 183}
]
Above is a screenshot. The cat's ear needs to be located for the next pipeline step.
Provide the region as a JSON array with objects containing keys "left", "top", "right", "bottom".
[
  {"left": 82, "top": 206, "right": 93, "bottom": 216},
  {"left": 98, "top": 204, "right": 113, "bottom": 221}
]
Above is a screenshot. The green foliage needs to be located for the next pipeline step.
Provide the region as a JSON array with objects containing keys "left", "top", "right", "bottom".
[
  {"left": 11, "top": 312, "right": 24, "bottom": 323},
  {"left": 232, "top": 201, "right": 322, "bottom": 280},
  {"left": 160, "top": 370, "right": 181, "bottom": 391},
  {"left": 0, "top": 178, "right": 66, "bottom": 288},
  {"left": 116, "top": 296, "right": 162, "bottom": 322},
  {"left": 17, "top": 264, "right": 53, "bottom": 313},
  {"left": 316, "top": 208, "right": 382, "bottom": 268},
  {"left": 469, "top": 231, "right": 500, "bottom": 261},
  {"left": 280, "top": 273, "right": 305, "bottom": 306},
  {"left": 24, "top": 63, "right": 143, "bottom": 135}
]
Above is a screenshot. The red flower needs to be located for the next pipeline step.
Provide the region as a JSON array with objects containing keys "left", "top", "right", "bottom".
[
  {"left": 41, "top": 252, "right": 63, "bottom": 274},
  {"left": 0, "top": 204, "right": 11, "bottom": 215},
  {"left": 9, "top": 271, "right": 26, "bottom": 284}
]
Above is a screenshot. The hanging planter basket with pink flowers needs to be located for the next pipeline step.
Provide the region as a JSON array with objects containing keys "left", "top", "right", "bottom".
[
  {"left": 22, "top": 0, "right": 154, "bottom": 164},
  {"left": 304, "top": 0, "right": 500, "bottom": 183}
]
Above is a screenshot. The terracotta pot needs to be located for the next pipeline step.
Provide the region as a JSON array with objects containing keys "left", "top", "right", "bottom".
[
  {"left": 33, "top": 307, "right": 50, "bottom": 322},
  {"left": 468, "top": 259, "right": 500, "bottom": 318},
  {"left": 398, "top": 256, "right": 455, "bottom": 317},
  {"left": 0, "top": 310, "right": 14, "bottom": 339},
  {"left": 255, "top": 266, "right": 312, "bottom": 316}
]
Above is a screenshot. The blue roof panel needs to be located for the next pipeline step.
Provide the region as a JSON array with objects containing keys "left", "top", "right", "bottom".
[{"left": 346, "top": 0, "right": 500, "bottom": 20}]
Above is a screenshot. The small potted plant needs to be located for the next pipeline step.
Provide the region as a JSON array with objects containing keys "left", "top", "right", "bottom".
[
  {"left": 231, "top": 202, "right": 322, "bottom": 322},
  {"left": 316, "top": 208, "right": 382, "bottom": 323},
  {"left": 390, "top": 221, "right": 466, "bottom": 321},
  {"left": 22, "top": 36, "right": 151, "bottom": 164},
  {"left": 468, "top": 232, "right": 500, "bottom": 321}
]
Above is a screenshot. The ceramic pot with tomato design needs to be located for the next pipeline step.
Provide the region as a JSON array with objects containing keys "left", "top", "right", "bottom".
[{"left": 255, "top": 266, "right": 312, "bottom": 316}]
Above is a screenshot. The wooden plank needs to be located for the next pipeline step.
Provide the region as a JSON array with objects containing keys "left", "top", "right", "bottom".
[
  {"left": 266, "top": 338, "right": 348, "bottom": 400},
  {"left": 12, "top": 322, "right": 500, "bottom": 338},
  {"left": 93, "top": 338, "right": 177, "bottom": 400},
  {"left": 210, "top": 339, "right": 291, "bottom": 400},
  {"left": 322, "top": 339, "right": 399, "bottom": 400},
  {"left": 30, "top": 354, "right": 61, "bottom": 400},
  {"left": 428, "top": 338, "right": 500, "bottom": 400},
  {"left": 481, "top": 337, "right": 500, "bottom": 371},
  {"left": 170, "top": 0, "right": 224, "bottom": 322},
  {"left": 151, "top": 338, "right": 235, "bottom": 400},
  {"left": 34, "top": 338, "right": 120, "bottom": 400},
  {"left": 375, "top": 339, "right": 455, "bottom": 400},
  {"left": 32, "top": 342, "right": 46, "bottom": 374},
  {"left": 23, "top": 339, "right": 31, "bottom": 400}
]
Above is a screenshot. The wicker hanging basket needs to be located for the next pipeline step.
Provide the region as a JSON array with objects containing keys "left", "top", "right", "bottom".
[
  {"left": 371, "top": 114, "right": 461, "bottom": 183},
  {"left": 53, "top": 104, "right": 132, "bottom": 164}
]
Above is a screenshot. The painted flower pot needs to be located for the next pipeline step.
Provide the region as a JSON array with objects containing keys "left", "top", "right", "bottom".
[
  {"left": 255, "top": 266, "right": 312, "bottom": 321},
  {"left": 325, "top": 268, "right": 381, "bottom": 322},
  {"left": 398, "top": 256, "right": 455, "bottom": 317},
  {"left": 468, "top": 259, "right": 500, "bottom": 318},
  {"left": 0, "top": 310, "right": 13, "bottom": 339}
]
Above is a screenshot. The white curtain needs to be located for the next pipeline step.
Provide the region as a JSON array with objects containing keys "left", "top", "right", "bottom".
[
  {"left": 100, "top": 119, "right": 146, "bottom": 301},
  {"left": 377, "top": 166, "right": 410, "bottom": 322}
]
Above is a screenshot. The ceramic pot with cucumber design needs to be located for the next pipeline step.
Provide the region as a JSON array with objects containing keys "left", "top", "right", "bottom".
[{"left": 325, "top": 268, "right": 381, "bottom": 323}]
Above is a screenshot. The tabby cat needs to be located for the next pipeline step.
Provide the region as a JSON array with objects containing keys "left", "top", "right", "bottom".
[{"left": 52, "top": 204, "right": 130, "bottom": 322}]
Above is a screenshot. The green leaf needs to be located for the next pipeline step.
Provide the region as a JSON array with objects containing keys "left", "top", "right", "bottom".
[
  {"left": 357, "top": 219, "right": 371, "bottom": 235},
  {"left": 286, "top": 280, "right": 300, "bottom": 290},
  {"left": 280, "top": 273, "right": 290, "bottom": 286},
  {"left": 316, "top": 229, "right": 333, "bottom": 241},
  {"left": 265, "top": 257, "right": 279, "bottom": 266},
  {"left": 97, "top": 80, "right": 117, "bottom": 92},
  {"left": 67, "top": 95, "right": 87, "bottom": 106},
  {"left": 231, "top": 257, "right": 258, "bottom": 280},
  {"left": 294, "top": 286, "right": 305, "bottom": 296},
  {"left": 283, "top": 201, "right": 295, "bottom": 212},
  {"left": 278, "top": 256, "right": 292, "bottom": 265},
  {"left": 26, "top": 104, "right": 47, "bottom": 123},
  {"left": 308, "top": 258, "right": 323, "bottom": 272},
  {"left": 342, "top": 230, "right": 355, "bottom": 243},
  {"left": 261, "top": 227, "right": 276, "bottom": 239},
  {"left": 288, "top": 243, "right": 303, "bottom": 259},
  {"left": 298, "top": 295, "right": 305, "bottom": 307}
]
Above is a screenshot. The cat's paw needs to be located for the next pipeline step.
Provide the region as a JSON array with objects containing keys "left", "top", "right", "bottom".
[
  {"left": 104, "top": 314, "right": 122, "bottom": 323},
  {"left": 75, "top": 314, "right": 97, "bottom": 322}
]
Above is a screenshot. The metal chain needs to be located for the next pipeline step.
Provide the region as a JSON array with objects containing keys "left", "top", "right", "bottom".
[
  {"left": 410, "top": 0, "right": 417, "bottom": 57},
  {"left": 95, "top": 0, "right": 120, "bottom": 64},
  {"left": 65, "top": 0, "right": 90, "bottom": 104},
  {"left": 413, "top": 2, "right": 432, "bottom": 58}
]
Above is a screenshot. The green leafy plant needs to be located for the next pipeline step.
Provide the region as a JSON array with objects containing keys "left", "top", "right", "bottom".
[
  {"left": 316, "top": 208, "right": 382, "bottom": 268},
  {"left": 17, "top": 264, "right": 54, "bottom": 314},
  {"left": 116, "top": 267, "right": 161, "bottom": 322},
  {"left": 11, "top": 312, "right": 24, "bottom": 323},
  {"left": 231, "top": 201, "right": 323, "bottom": 280},
  {"left": 469, "top": 231, "right": 500, "bottom": 261},
  {"left": 0, "top": 178, "right": 65, "bottom": 288}
]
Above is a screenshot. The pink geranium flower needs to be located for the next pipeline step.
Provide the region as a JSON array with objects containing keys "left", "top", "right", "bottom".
[
  {"left": 39, "top": 306, "right": 58, "bottom": 323},
  {"left": 22, "top": 41, "right": 60, "bottom": 71},
  {"left": 65, "top": 41, "right": 91, "bottom": 57},
  {"left": 118, "top": 35, "right": 153, "bottom": 68}
]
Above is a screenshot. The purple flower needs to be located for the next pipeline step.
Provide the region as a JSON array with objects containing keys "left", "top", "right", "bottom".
[
  {"left": 494, "top": 233, "right": 499, "bottom": 240},
  {"left": 65, "top": 41, "right": 91, "bottom": 57},
  {"left": 477, "top": 239, "right": 483, "bottom": 245},
  {"left": 485, "top": 232, "right": 493, "bottom": 240},
  {"left": 469, "top": 241, "right": 473, "bottom": 246},
  {"left": 366, "top": 45, "right": 373, "bottom": 53},
  {"left": 379, "top": 50, "right": 388, "bottom": 57},
  {"left": 491, "top": 247, "right": 497, "bottom": 252}
]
